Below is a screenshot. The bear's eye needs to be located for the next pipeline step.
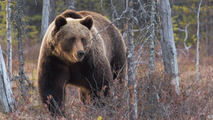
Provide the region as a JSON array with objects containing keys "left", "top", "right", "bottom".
[
  {"left": 70, "top": 38, "right": 75, "bottom": 42},
  {"left": 81, "top": 38, "right": 85, "bottom": 42}
]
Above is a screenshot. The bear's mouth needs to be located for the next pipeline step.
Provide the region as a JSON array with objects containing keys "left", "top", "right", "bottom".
[{"left": 71, "top": 54, "right": 83, "bottom": 62}]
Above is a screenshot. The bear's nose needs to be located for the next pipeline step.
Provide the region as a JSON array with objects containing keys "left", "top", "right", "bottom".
[{"left": 77, "top": 50, "right": 85, "bottom": 60}]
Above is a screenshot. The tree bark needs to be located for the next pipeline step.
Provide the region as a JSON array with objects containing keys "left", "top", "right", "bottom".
[
  {"left": 41, "top": 0, "right": 50, "bottom": 41},
  {"left": 12, "top": 0, "right": 36, "bottom": 99},
  {"left": 159, "top": 0, "right": 180, "bottom": 95},
  {"left": 125, "top": 0, "right": 137, "bottom": 119},
  {"left": 6, "top": 0, "right": 12, "bottom": 80},
  {"left": 66, "top": 0, "right": 75, "bottom": 10},
  {"left": 146, "top": 1, "right": 161, "bottom": 118},
  {"left": 205, "top": 0, "right": 210, "bottom": 57},
  {"left": 0, "top": 43, "right": 16, "bottom": 113},
  {"left": 18, "top": 27, "right": 27, "bottom": 98},
  {"left": 49, "top": 0, "right": 55, "bottom": 25},
  {"left": 196, "top": 0, "right": 202, "bottom": 94},
  {"left": 148, "top": 0, "right": 156, "bottom": 75}
]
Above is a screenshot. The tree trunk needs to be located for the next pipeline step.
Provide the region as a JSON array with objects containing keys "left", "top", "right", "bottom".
[
  {"left": 125, "top": 0, "right": 137, "bottom": 119},
  {"left": 196, "top": 0, "right": 202, "bottom": 93},
  {"left": 0, "top": 43, "right": 16, "bottom": 113},
  {"left": 18, "top": 27, "right": 27, "bottom": 98},
  {"left": 148, "top": 0, "right": 156, "bottom": 75},
  {"left": 6, "top": 0, "right": 12, "bottom": 80},
  {"left": 41, "top": 0, "right": 50, "bottom": 41},
  {"left": 66, "top": 0, "right": 75, "bottom": 10},
  {"left": 146, "top": 1, "right": 161, "bottom": 118},
  {"left": 12, "top": 0, "right": 36, "bottom": 99},
  {"left": 49, "top": 0, "right": 55, "bottom": 25},
  {"left": 210, "top": 1, "right": 213, "bottom": 56},
  {"left": 205, "top": 0, "right": 210, "bottom": 57},
  {"left": 159, "top": 0, "right": 180, "bottom": 95}
]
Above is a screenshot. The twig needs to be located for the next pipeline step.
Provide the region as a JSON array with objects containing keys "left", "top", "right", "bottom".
[{"left": 11, "top": 75, "right": 37, "bottom": 92}]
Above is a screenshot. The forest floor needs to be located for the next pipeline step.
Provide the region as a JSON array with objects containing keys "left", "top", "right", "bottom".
[{"left": 0, "top": 45, "right": 213, "bottom": 119}]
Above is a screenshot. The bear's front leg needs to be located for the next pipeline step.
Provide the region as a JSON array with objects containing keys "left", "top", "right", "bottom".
[{"left": 37, "top": 56, "right": 69, "bottom": 117}]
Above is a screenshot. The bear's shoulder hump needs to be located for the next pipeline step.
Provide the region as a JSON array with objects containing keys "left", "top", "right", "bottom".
[{"left": 61, "top": 10, "right": 83, "bottom": 19}]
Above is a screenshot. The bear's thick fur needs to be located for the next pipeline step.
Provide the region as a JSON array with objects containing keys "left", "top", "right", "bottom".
[{"left": 37, "top": 10, "right": 126, "bottom": 116}]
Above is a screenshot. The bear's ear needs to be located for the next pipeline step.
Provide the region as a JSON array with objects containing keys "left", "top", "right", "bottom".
[
  {"left": 52, "top": 16, "right": 67, "bottom": 37},
  {"left": 55, "top": 16, "right": 67, "bottom": 29},
  {"left": 80, "top": 16, "right": 93, "bottom": 30}
]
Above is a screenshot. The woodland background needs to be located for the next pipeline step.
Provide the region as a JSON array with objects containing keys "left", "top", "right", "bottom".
[{"left": 0, "top": 0, "right": 213, "bottom": 119}]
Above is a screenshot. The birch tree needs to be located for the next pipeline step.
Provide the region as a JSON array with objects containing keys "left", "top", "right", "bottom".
[
  {"left": 196, "top": 0, "right": 202, "bottom": 93},
  {"left": 6, "top": 0, "right": 12, "bottom": 80},
  {"left": 159, "top": 0, "right": 180, "bottom": 95},
  {"left": 41, "top": 0, "right": 50, "bottom": 41},
  {"left": 0, "top": 43, "right": 16, "bottom": 113},
  {"left": 66, "top": 0, "right": 75, "bottom": 10},
  {"left": 125, "top": 0, "right": 137, "bottom": 119}
]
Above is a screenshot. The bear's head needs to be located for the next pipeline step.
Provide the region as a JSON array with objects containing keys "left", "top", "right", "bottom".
[{"left": 51, "top": 15, "right": 93, "bottom": 63}]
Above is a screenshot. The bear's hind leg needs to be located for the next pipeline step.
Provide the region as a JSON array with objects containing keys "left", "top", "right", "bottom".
[
  {"left": 110, "top": 48, "right": 127, "bottom": 81},
  {"left": 83, "top": 59, "right": 112, "bottom": 107}
]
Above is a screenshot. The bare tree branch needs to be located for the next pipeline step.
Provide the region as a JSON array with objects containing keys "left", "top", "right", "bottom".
[{"left": 178, "top": 23, "right": 191, "bottom": 56}]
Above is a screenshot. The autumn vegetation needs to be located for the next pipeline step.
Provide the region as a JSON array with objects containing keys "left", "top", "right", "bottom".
[
  {"left": 0, "top": 0, "right": 213, "bottom": 120},
  {"left": 0, "top": 52, "right": 212, "bottom": 119}
]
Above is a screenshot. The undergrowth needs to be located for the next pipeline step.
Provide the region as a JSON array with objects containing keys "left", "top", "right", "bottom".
[{"left": 0, "top": 56, "right": 213, "bottom": 120}]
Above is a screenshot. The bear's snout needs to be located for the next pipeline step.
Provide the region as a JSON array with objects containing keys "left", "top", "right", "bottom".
[{"left": 77, "top": 50, "right": 85, "bottom": 60}]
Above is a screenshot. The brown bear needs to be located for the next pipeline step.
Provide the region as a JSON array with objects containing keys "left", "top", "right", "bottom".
[{"left": 37, "top": 10, "right": 127, "bottom": 116}]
